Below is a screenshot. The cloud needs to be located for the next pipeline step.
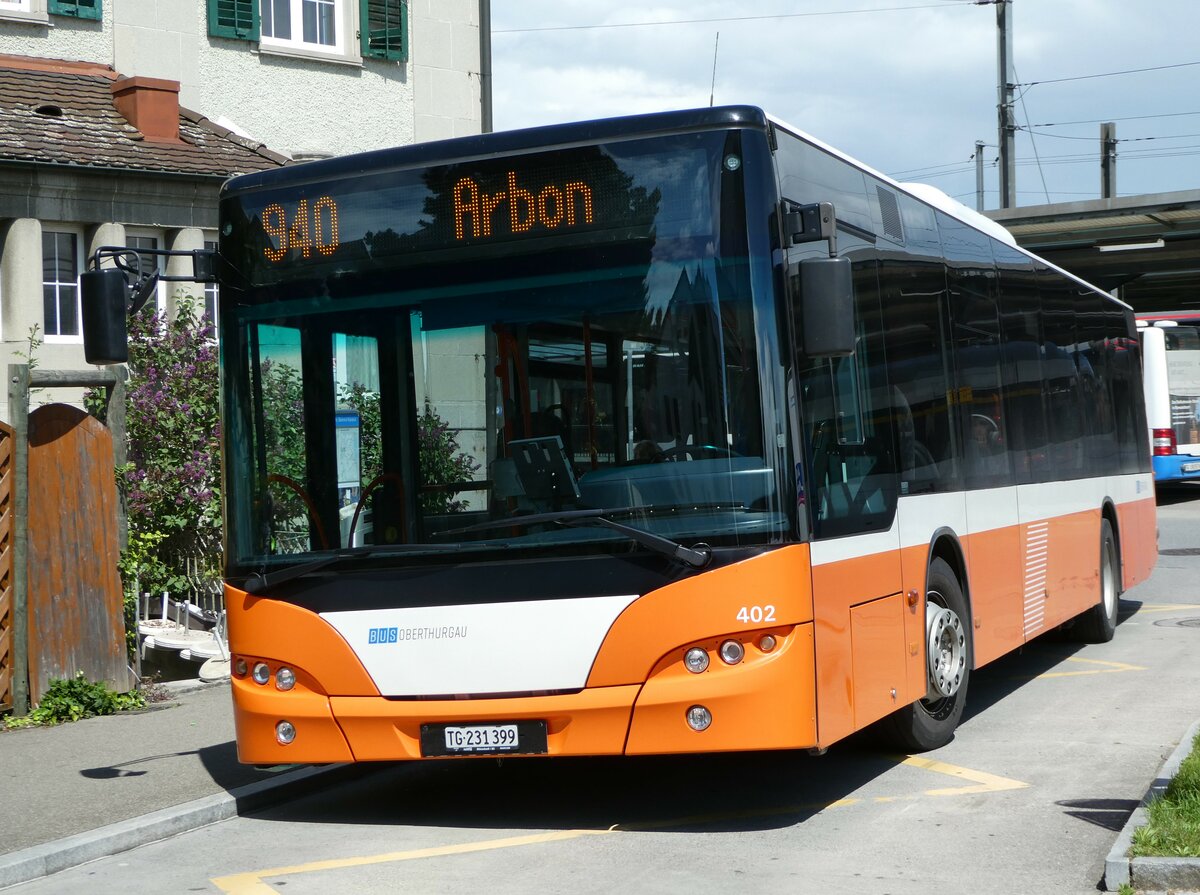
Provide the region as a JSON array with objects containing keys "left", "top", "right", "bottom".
[{"left": 493, "top": 0, "right": 1200, "bottom": 205}]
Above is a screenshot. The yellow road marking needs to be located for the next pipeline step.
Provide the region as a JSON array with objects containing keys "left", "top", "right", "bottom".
[
  {"left": 211, "top": 830, "right": 616, "bottom": 895},
  {"left": 900, "top": 755, "right": 1029, "bottom": 796},
  {"left": 211, "top": 755, "right": 1026, "bottom": 893},
  {"left": 1132, "top": 603, "right": 1200, "bottom": 614},
  {"left": 1034, "top": 656, "right": 1146, "bottom": 679}
]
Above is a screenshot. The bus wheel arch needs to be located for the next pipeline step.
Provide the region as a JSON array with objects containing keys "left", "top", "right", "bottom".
[
  {"left": 1071, "top": 511, "right": 1121, "bottom": 643},
  {"left": 884, "top": 540, "right": 972, "bottom": 752},
  {"left": 1101, "top": 499, "right": 1124, "bottom": 589}
]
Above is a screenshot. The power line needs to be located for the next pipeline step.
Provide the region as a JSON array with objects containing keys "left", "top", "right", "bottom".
[
  {"left": 1016, "top": 60, "right": 1200, "bottom": 88},
  {"left": 1032, "top": 110, "right": 1200, "bottom": 128},
  {"left": 1012, "top": 64, "right": 1050, "bottom": 203},
  {"left": 494, "top": 2, "right": 977, "bottom": 34}
]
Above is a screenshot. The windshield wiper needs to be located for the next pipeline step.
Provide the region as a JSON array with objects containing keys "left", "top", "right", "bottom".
[
  {"left": 243, "top": 543, "right": 476, "bottom": 595},
  {"left": 445, "top": 507, "right": 713, "bottom": 570}
]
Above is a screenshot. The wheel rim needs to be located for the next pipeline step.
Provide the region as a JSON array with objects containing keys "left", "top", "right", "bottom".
[{"left": 926, "top": 591, "right": 966, "bottom": 699}]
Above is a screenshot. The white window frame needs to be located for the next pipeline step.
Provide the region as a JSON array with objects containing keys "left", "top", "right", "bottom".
[
  {"left": 258, "top": 0, "right": 360, "bottom": 64},
  {"left": 42, "top": 226, "right": 84, "bottom": 344},
  {"left": 125, "top": 229, "right": 169, "bottom": 318},
  {"left": 0, "top": 0, "right": 48, "bottom": 25},
  {"left": 203, "top": 236, "right": 219, "bottom": 338}
]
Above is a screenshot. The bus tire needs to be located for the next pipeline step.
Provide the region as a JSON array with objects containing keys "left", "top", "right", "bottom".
[
  {"left": 884, "top": 557, "right": 971, "bottom": 753},
  {"left": 1071, "top": 518, "right": 1119, "bottom": 643}
]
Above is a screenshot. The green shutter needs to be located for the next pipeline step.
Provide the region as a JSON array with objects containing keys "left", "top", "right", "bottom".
[
  {"left": 208, "top": 0, "right": 259, "bottom": 41},
  {"left": 361, "top": 0, "right": 407, "bottom": 62},
  {"left": 49, "top": 0, "right": 101, "bottom": 20}
]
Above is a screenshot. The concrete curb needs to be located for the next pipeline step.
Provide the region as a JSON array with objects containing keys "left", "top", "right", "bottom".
[
  {"left": 0, "top": 762, "right": 367, "bottom": 890},
  {"left": 1105, "top": 718, "right": 1200, "bottom": 891}
]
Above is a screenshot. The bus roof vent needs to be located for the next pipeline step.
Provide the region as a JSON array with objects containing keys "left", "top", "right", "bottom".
[{"left": 876, "top": 185, "right": 904, "bottom": 243}]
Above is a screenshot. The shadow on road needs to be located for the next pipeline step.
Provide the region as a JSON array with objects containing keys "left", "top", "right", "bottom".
[
  {"left": 1156, "top": 483, "right": 1200, "bottom": 507},
  {"left": 246, "top": 737, "right": 900, "bottom": 835},
  {"left": 1056, "top": 798, "right": 1140, "bottom": 833}
]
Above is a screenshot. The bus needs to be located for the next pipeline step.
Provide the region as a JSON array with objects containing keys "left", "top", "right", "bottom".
[
  {"left": 85, "top": 105, "right": 1157, "bottom": 763},
  {"left": 1137, "top": 312, "right": 1200, "bottom": 483}
]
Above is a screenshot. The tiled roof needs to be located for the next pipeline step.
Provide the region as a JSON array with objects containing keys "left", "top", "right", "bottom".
[{"left": 0, "top": 56, "right": 288, "bottom": 177}]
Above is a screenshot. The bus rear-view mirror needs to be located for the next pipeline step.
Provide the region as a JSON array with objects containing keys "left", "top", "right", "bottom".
[{"left": 799, "top": 255, "right": 855, "bottom": 357}]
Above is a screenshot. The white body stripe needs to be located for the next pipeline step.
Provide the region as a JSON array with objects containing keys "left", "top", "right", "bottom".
[
  {"left": 322, "top": 594, "right": 638, "bottom": 697},
  {"left": 811, "top": 472, "right": 1152, "bottom": 566}
]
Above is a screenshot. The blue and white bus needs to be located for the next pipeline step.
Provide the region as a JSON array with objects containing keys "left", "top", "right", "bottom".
[{"left": 1139, "top": 312, "right": 1200, "bottom": 483}]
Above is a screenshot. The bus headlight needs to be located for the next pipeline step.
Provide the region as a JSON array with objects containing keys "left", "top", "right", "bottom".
[
  {"left": 719, "top": 640, "right": 745, "bottom": 665},
  {"left": 276, "top": 667, "right": 296, "bottom": 691},
  {"left": 684, "top": 648, "right": 710, "bottom": 674},
  {"left": 276, "top": 721, "right": 297, "bottom": 745},
  {"left": 686, "top": 705, "right": 712, "bottom": 731},
  {"left": 252, "top": 662, "right": 270, "bottom": 685}
]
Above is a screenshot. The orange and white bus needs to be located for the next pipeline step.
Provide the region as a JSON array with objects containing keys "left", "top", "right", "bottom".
[{"left": 133, "top": 106, "right": 1157, "bottom": 762}]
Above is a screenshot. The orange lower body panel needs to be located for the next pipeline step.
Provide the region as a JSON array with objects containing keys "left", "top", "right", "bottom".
[
  {"left": 231, "top": 621, "right": 818, "bottom": 764},
  {"left": 626, "top": 621, "right": 816, "bottom": 754}
]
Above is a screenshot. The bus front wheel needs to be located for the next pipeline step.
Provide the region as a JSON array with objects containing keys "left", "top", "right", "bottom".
[{"left": 884, "top": 557, "right": 971, "bottom": 752}]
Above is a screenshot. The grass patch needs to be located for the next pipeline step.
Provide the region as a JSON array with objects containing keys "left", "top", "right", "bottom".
[{"left": 1131, "top": 732, "right": 1200, "bottom": 857}]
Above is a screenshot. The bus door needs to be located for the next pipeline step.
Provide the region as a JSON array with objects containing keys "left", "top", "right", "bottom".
[{"left": 788, "top": 232, "right": 906, "bottom": 745}]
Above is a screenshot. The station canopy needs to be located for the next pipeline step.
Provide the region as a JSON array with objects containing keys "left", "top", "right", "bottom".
[{"left": 986, "top": 189, "right": 1200, "bottom": 315}]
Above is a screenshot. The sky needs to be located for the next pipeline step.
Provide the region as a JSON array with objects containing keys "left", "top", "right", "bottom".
[{"left": 490, "top": 1, "right": 1200, "bottom": 211}]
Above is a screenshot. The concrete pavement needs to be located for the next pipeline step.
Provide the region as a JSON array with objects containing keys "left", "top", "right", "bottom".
[{"left": 0, "top": 680, "right": 361, "bottom": 889}]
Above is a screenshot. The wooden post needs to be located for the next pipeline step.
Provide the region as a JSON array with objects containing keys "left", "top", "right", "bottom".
[{"left": 8, "top": 364, "right": 30, "bottom": 715}]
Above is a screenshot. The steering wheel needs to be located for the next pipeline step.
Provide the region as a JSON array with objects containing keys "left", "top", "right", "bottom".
[
  {"left": 654, "top": 444, "right": 738, "bottom": 462},
  {"left": 266, "top": 473, "right": 330, "bottom": 550},
  {"left": 348, "top": 473, "right": 407, "bottom": 546}
]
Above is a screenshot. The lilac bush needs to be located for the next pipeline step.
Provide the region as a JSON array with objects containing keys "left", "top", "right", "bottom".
[{"left": 89, "top": 298, "right": 221, "bottom": 596}]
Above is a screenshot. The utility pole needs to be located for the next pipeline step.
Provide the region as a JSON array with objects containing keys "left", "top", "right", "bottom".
[
  {"left": 1100, "top": 122, "right": 1117, "bottom": 199},
  {"left": 975, "top": 140, "right": 985, "bottom": 211},
  {"left": 479, "top": 0, "right": 493, "bottom": 133},
  {"left": 996, "top": 0, "right": 1017, "bottom": 208}
]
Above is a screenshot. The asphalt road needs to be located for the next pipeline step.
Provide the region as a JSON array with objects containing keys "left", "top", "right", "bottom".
[{"left": 15, "top": 484, "right": 1200, "bottom": 895}]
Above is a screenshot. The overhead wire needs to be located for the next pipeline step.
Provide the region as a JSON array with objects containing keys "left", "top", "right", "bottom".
[
  {"left": 1011, "top": 64, "right": 1050, "bottom": 202},
  {"left": 494, "top": 2, "right": 978, "bottom": 33},
  {"left": 1014, "top": 60, "right": 1200, "bottom": 88}
]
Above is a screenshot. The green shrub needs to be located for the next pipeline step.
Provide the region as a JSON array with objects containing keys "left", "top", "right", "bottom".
[{"left": 2, "top": 673, "right": 145, "bottom": 729}]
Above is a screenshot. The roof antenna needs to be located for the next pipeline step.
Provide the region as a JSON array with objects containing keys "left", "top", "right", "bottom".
[{"left": 709, "top": 31, "right": 720, "bottom": 107}]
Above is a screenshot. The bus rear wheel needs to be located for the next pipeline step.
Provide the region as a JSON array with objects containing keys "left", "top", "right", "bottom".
[
  {"left": 1071, "top": 518, "right": 1119, "bottom": 643},
  {"left": 884, "top": 557, "right": 971, "bottom": 752}
]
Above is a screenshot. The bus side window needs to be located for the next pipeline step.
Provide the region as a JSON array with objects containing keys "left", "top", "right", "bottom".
[
  {"left": 939, "top": 211, "right": 1012, "bottom": 489},
  {"left": 994, "top": 242, "right": 1049, "bottom": 485},
  {"left": 1036, "top": 266, "right": 1087, "bottom": 482},
  {"left": 879, "top": 196, "right": 958, "bottom": 494}
]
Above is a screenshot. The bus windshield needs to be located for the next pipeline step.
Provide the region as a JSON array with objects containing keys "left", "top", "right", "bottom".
[{"left": 220, "top": 130, "right": 788, "bottom": 576}]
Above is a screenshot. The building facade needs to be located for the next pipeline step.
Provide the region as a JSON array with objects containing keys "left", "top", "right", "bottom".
[
  {"left": 0, "top": 0, "right": 482, "bottom": 157},
  {"left": 0, "top": 0, "right": 482, "bottom": 420}
]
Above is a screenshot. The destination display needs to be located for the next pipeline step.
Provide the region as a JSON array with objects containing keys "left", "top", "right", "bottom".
[{"left": 223, "top": 138, "right": 719, "bottom": 287}]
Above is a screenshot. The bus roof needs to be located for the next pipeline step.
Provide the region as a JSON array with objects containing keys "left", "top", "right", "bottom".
[
  {"left": 220, "top": 105, "right": 772, "bottom": 197},
  {"left": 221, "top": 103, "right": 1128, "bottom": 311}
]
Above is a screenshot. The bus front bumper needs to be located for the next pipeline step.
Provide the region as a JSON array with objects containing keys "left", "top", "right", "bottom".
[{"left": 231, "top": 622, "right": 816, "bottom": 764}]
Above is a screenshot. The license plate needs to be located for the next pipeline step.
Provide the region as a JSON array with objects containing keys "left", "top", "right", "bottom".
[
  {"left": 1182, "top": 461, "right": 1200, "bottom": 473},
  {"left": 420, "top": 720, "right": 548, "bottom": 757}
]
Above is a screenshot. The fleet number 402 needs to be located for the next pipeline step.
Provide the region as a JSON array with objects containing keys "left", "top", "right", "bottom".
[{"left": 737, "top": 605, "right": 776, "bottom": 624}]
